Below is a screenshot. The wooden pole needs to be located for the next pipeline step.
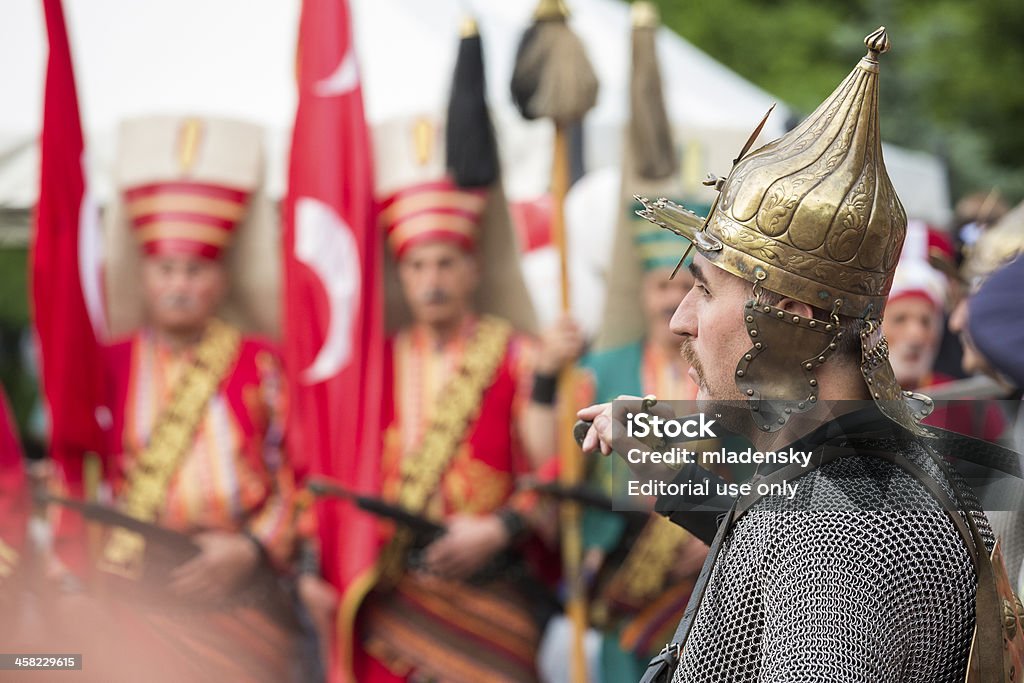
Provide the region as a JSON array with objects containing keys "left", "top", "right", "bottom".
[{"left": 551, "top": 121, "right": 588, "bottom": 683}]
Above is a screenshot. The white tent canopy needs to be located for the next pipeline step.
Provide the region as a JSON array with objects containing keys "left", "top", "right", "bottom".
[
  {"left": 1, "top": 0, "right": 791, "bottom": 205},
  {"left": 0, "top": 0, "right": 950, "bottom": 227}
]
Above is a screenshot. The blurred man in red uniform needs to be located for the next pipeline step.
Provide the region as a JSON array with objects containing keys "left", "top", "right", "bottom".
[
  {"left": 342, "top": 113, "right": 580, "bottom": 683},
  {"left": 50, "top": 116, "right": 298, "bottom": 682}
]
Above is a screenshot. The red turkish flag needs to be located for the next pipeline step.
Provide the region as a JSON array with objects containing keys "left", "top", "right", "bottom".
[
  {"left": 282, "top": 0, "right": 383, "bottom": 679},
  {"left": 30, "top": 0, "right": 108, "bottom": 571}
]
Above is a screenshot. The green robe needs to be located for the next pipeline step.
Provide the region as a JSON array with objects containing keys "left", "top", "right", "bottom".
[{"left": 578, "top": 340, "right": 650, "bottom": 682}]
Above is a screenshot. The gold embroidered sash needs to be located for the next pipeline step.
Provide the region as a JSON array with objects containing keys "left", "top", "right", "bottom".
[
  {"left": 591, "top": 514, "right": 689, "bottom": 626},
  {"left": 99, "top": 319, "right": 241, "bottom": 579},
  {"left": 377, "top": 315, "right": 512, "bottom": 586},
  {"left": 0, "top": 538, "right": 18, "bottom": 582}
]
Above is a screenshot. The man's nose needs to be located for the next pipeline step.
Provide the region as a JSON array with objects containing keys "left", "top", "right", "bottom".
[
  {"left": 669, "top": 289, "right": 697, "bottom": 337},
  {"left": 910, "top": 320, "right": 932, "bottom": 344},
  {"left": 170, "top": 271, "right": 190, "bottom": 290},
  {"left": 422, "top": 264, "right": 443, "bottom": 289}
]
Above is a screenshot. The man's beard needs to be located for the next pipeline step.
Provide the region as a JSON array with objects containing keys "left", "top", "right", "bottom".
[
  {"left": 679, "top": 338, "right": 750, "bottom": 436},
  {"left": 889, "top": 345, "right": 935, "bottom": 389},
  {"left": 679, "top": 338, "right": 706, "bottom": 389}
]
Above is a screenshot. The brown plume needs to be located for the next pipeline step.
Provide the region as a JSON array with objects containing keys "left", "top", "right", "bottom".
[
  {"left": 629, "top": 8, "right": 676, "bottom": 180},
  {"left": 511, "top": 11, "right": 598, "bottom": 125}
]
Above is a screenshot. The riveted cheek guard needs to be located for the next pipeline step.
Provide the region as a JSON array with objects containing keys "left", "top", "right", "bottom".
[{"left": 734, "top": 299, "right": 844, "bottom": 433}]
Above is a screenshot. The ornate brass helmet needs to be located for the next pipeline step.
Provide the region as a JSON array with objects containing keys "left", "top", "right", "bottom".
[{"left": 638, "top": 28, "right": 932, "bottom": 434}]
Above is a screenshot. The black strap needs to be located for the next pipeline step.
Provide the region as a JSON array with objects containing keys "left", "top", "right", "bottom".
[
  {"left": 656, "top": 461, "right": 733, "bottom": 545},
  {"left": 925, "top": 423, "right": 1024, "bottom": 477},
  {"left": 639, "top": 499, "right": 738, "bottom": 683}
]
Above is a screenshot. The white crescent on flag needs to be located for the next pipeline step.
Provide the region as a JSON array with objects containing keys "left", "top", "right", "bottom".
[
  {"left": 314, "top": 47, "right": 359, "bottom": 97},
  {"left": 295, "top": 197, "right": 361, "bottom": 384},
  {"left": 77, "top": 155, "right": 106, "bottom": 341}
]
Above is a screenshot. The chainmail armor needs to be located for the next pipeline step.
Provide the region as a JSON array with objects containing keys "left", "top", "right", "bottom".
[{"left": 672, "top": 436, "right": 994, "bottom": 683}]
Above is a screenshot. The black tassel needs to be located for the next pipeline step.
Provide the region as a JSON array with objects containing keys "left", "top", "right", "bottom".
[{"left": 446, "top": 26, "right": 498, "bottom": 188}]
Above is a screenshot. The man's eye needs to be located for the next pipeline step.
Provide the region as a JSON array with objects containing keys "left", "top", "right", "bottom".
[{"left": 699, "top": 285, "right": 711, "bottom": 297}]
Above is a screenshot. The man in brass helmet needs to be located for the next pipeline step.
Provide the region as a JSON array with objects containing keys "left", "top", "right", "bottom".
[{"left": 580, "top": 28, "right": 1023, "bottom": 683}]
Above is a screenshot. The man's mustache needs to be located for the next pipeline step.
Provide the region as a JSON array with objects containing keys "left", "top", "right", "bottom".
[
  {"left": 894, "top": 344, "right": 928, "bottom": 359},
  {"left": 420, "top": 288, "right": 451, "bottom": 305},
  {"left": 679, "top": 339, "right": 706, "bottom": 386},
  {"left": 158, "top": 293, "right": 196, "bottom": 311}
]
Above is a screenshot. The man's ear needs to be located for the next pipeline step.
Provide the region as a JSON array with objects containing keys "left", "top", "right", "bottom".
[{"left": 777, "top": 297, "right": 815, "bottom": 320}]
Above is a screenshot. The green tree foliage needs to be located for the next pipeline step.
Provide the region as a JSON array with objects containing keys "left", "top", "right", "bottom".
[
  {"left": 0, "top": 248, "right": 29, "bottom": 327},
  {"left": 647, "top": 0, "right": 1024, "bottom": 209},
  {"left": 0, "top": 247, "right": 36, "bottom": 439}
]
